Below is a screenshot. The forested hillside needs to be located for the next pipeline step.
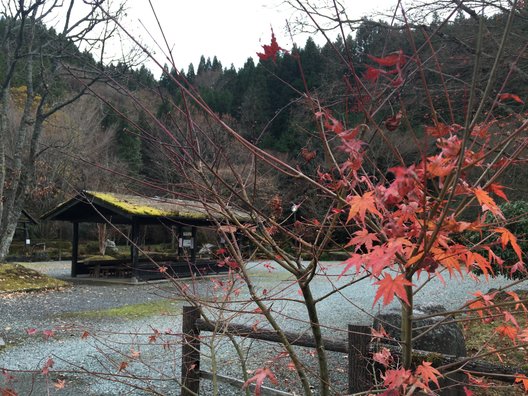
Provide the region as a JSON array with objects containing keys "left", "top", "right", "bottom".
[
  {"left": 160, "top": 13, "right": 527, "bottom": 153},
  {"left": 4, "top": 7, "right": 527, "bottom": 228}
]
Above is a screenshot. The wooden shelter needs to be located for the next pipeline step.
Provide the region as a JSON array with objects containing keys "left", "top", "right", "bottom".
[{"left": 41, "top": 191, "right": 250, "bottom": 280}]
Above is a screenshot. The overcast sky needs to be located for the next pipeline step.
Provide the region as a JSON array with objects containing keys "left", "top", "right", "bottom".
[{"left": 123, "top": 0, "right": 398, "bottom": 75}]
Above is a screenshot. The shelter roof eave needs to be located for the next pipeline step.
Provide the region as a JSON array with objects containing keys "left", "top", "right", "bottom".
[
  {"left": 40, "top": 191, "right": 251, "bottom": 226},
  {"left": 21, "top": 209, "right": 38, "bottom": 225}
]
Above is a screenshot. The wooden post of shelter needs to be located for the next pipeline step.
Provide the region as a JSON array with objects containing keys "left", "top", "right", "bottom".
[
  {"left": 191, "top": 226, "right": 197, "bottom": 263},
  {"left": 348, "top": 324, "right": 371, "bottom": 394},
  {"left": 181, "top": 306, "right": 201, "bottom": 396},
  {"left": 177, "top": 225, "right": 183, "bottom": 259},
  {"left": 130, "top": 221, "right": 140, "bottom": 280},
  {"left": 71, "top": 222, "right": 79, "bottom": 277}
]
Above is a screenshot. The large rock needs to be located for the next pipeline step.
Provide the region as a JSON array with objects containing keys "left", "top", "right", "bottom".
[
  {"left": 373, "top": 305, "right": 466, "bottom": 395},
  {"left": 105, "top": 239, "right": 118, "bottom": 254},
  {"left": 373, "top": 305, "right": 466, "bottom": 356}
]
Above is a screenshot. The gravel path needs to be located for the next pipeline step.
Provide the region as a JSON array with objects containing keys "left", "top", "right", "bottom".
[{"left": 1, "top": 261, "right": 526, "bottom": 395}]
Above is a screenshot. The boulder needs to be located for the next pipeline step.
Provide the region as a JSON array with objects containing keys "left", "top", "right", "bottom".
[{"left": 105, "top": 239, "right": 118, "bottom": 254}]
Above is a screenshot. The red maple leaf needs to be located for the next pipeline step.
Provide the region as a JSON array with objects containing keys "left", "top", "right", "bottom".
[
  {"left": 373, "top": 347, "right": 392, "bottom": 367},
  {"left": 345, "top": 228, "right": 379, "bottom": 251},
  {"left": 382, "top": 367, "right": 414, "bottom": 390},
  {"left": 415, "top": 361, "right": 442, "bottom": 389},
  {"left": 242, "top": 367, "right": 278, "bottom": 396},
  {"left": 503, "top": 311, "right": 519, "bottom": 328},
  {"left": 498, "top": 93, "right": 525, "bottom": 104},
  {"left": 257, "top": 29, "right": 287, "bottom": 62},
  {"left": 340, "top": 253, "right": 364, "bottom": 276},
  {"left": 515, "top": 375, "right": 528, "bottom": 392},
  {"left": 487, "top": 183, "right": 509, "bottom": 201},
  {"left": 465, "top": 251, "right": 493, "bottom": 279},
  {"left": 364, "top": 66, "right": 381, "bottom": 82},
  {"left": 373, "top": 273, "right": 413, "bottom": 306},
  {"left": 371, "top": 325, "right": 390, "bottom": 341},
  {"left": 496, "top": 325, "right": 518, "bottom": 342},
  {"left": 506, "top": 291, "right": 527, "bottom": 312},
  {"left": 474, "top": 188, "right": 504, "bottom": 219},
  {"left": 494, "top": 227, "right": 523, "bottom": 263},
  {"left": 347, "top": 191, "right": 382, "bottom": 223},
  {"left": 425, "top": 123, "right": 452, "bottom": 137},
  {"left": 367, "top": 51, "right": 405, "bottom": 67}
]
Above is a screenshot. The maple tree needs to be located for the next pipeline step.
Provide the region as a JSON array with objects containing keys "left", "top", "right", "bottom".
[{"left": 106, "top": 1, "right": 527, "bottom": 394}]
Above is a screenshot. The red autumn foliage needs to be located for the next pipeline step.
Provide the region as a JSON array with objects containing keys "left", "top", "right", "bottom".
[
  {"left": 300, "top": 147, "right": 317, "bottom": 163},
  {"left": 498, "top": 93, "right": 525, "bottom": 104},
  {"left": 373, "top": 273, "right": 414, "bottom": 306},
  {"left": 385, "top": 111, "right": 403, "bottom": 131},
  {"left": 415, "top": 361, "right": 442, "bottom": 389},
  {"left": 367, "top": 51, "right": 406, "bottom": 67},
  {"left": 242, "top": 367, "right": 278, "bottom": 396},
  {"left": 257, "top": 29, "right": 287, "bottom": 62}
]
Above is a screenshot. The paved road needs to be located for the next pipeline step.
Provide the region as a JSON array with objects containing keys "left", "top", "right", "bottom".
[{"left": 0, "top": 261, "right": 525, "bottom": 395}]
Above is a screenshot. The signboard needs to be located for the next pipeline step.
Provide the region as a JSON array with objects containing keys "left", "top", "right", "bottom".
[{"left": 179, "top": 238, "right": 194, "bottom": 249}]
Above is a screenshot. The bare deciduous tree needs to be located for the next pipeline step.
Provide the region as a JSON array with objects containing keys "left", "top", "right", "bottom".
[{"left": 0, "top": 0, "right": 127, "bottom": 260}]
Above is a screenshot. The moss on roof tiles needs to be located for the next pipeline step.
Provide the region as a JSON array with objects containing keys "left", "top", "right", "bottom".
[
  {"left": 87, "top": 191, "right": 208, "bottom": 219},
  {"left": 41, "top": 190, "right": 251, "bottom": 223}
]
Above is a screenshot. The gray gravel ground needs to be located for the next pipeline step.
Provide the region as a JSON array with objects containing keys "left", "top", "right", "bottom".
[{"left": 1, "top": 261, "right": 526, "bottom": 395}]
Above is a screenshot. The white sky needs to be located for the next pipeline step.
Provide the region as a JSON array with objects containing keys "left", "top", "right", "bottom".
[{"left": 124, "top": 0, "right": 398, "bottom": 75}]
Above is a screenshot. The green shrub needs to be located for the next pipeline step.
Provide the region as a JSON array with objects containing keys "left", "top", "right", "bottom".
[
  {"left": 46, "top": 240, "right": 72, "bottom": 250},
  {"left": 85, "top": 241, "right": 101, "bottom": 255}
]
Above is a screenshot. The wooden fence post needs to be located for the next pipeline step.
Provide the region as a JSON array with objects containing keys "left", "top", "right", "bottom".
[
  {"left": 181, "top": 306, "right": 201, "bottom": 396},
  {"left": 348, "top": 324, "right": 371, "bottom": 394}
]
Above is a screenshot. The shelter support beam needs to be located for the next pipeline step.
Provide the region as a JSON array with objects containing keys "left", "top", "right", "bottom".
[
  {"left": 71, "top": 222, "right": 79, "bottom": 277},
  {"left": 191, "top": 226, "right": 197, "bottom": 263},
  {"left": 177, "top": 225, "right": 182, "bottom": 259},
  {"left": 130, "top": 221, "right": 140, "bottom": 280}
]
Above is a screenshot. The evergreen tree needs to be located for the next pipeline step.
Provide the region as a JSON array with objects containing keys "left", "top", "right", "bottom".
[{"left": 187, "top": 63, "right": 196, "bottom": 83}]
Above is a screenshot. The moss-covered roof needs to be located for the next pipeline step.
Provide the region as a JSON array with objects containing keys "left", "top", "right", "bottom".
[
  {"left": 87, "top": 191, "right": 191, "bottom": 217},
  {"left": 41, "top": 191, "right": 251, "bottom": 225}
]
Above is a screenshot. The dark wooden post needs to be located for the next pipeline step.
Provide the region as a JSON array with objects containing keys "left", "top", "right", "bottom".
[
  {"left": 177, "top": 225, "right": 183, "bottom": 259},
  {"left": 348, "top": 324, "right": 371, "bottom": 394},
  {"left": 190, "top": 226, "right": 197, "bottom": 263},
  {"left": 181, "top": 306, "right": 201, "bottom": 396},
  {"left": 130, "top": 221, "right": 140, "bottom": 280},
  {"left": 71, "top": 222, "right": 79, "bottom": 277}
]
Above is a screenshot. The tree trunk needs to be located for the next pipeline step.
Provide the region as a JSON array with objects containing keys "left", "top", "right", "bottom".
[
  {"left": 401, "top": 277, "right": 414, "bottom": 369},
  {"left": 97, "top": 223, "right": 107, "bottom": 255},
  {"left": 0, "top": 213, "right": 19, "bottom": 261}
]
